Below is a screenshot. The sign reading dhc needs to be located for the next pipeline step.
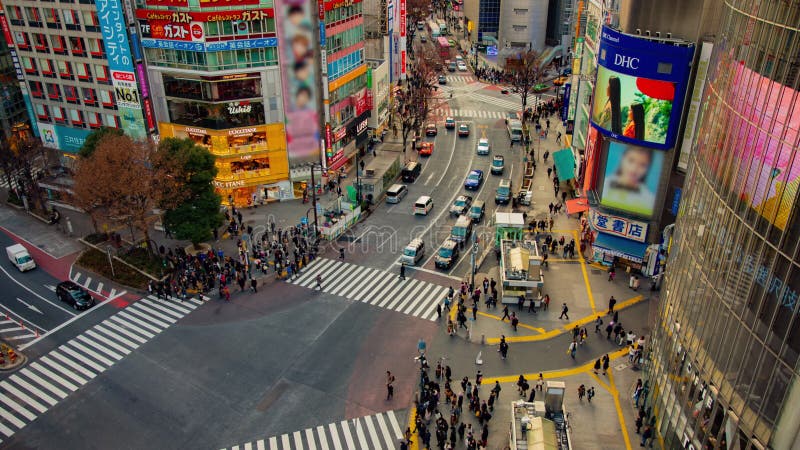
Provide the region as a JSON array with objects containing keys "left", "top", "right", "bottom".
[{"left": 613, "top": 54, "right": 639, "bottom": 69}]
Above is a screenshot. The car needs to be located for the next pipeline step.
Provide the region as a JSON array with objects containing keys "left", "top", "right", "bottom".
[
  {"left": 435, "top": 239, "right": 461, "bottom": 270},
  {"left": 458, "top": 123, "right": 470, "bottom": 137},
  {"left": 457, "top": 62, "right": 468, "bottom": 71},
  {"left": 491, "top": 155, "right": 505, "bottom": 175},
  {"left": 476, "top": 138, "right": 490, "bottom": 155},
  {"left": 561, "top": 68, "right": 572, "bottom": 76},
  {"left": 464, "top": 169, "right": 484, "bottom": 190},
  {"left": 425, "top": 123, "right": 438, "bottom": 136},
  {"left": 553, "top": 76, "right": 569, "bottom": 86},
  {"left": 445, "top": 117, "right": 456, "bottom": 129},
  {"left": 450, "top": 194, "right": 473, "bottom": 216},
  {"left": 438, "top": 74, "right": 447, "bottom": 84},
  {"left": 505, "top": 111, "right": 519, "bottom": 124},
  {"left": 56, "top": 281, "right": 95, "bottom": 311},
  {"left": 448, "top": 61, "right": 457, "bottom": 72},
  {"left": 418, "top": 142, "right": 434, "bottom": 156}
]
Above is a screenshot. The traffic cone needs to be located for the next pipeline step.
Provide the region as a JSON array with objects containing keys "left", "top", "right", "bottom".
[
  {"left": 19, "top": 320, "right": 24, "bottom": 329},
  {"left": 7, "top": 348, "right": 16, "bottom": 363}
]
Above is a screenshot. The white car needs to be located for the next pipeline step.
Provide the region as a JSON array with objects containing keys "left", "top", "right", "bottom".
[
  {"left": 476, "top": 138, "right": 490, "bottom": 155},
  {"left": 457, "top": 62, "right": 468, "bottom": 71}
]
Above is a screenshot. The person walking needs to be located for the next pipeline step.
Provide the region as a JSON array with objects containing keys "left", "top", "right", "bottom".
[
  {"left": 501, "top": 304, "right": 510, "bottom": 321},
  {"left": 594, "top": 316, "right": 604, "bottom": 333},
  {"left": 339, "top": 247, "right": 345, "bottom": 260},
  {"left": 386, "top": 371, "right": 395, "bottom": 400},
  {"left": 250, "top": 276, "right": 258, "bottom": 293},
  {"left": 577, "top": 384, "right": 586, "bottom": 401},
  {"left": 492, "top": 381, "right": 501, "bottom": 400},
  {"left": 568, "top": 340, "right": 577, "bottom": 359},
  {"left": 608, "top": 295, "right": 617, "bottom": 314},
  {"left": 602, "top": 354, "right": 610, "bottom": 375},
  {"left": 641, "top": 425, "right": 653, "bottom": 447},
  {"left": 587, "top": 386, "right": 595, "bottom": 403},
  {"left": 593, "top": 358, "right": 602, "bottom": 374},
  {"left": 511, "top": 314, "right": 519, "bottom": 331},
  {"left": 635, "top": 415, "right": 644, "bottom": 434},
  {"left": 316, "top": 274, "right": 323, "bottom": 290},
  {"left": 559, "top": 302, "right": 569, "bottom": 320},
  {"left": 399, "top": 262, "right": 406, "bottom": 280}
]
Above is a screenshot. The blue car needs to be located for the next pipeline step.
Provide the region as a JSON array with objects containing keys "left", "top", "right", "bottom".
[{"left": 464, "top": 169, "right": 484, "bottom": 190}]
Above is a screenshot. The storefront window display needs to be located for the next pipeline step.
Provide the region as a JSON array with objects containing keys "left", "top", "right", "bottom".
[
  {"left": 168, "top": 99, "right": 265, "bottom": 129},
  {"left": 163, "top": 75, "right": 261, "bottom": 102},
  {"left": 230, "top": 157, "right": 270, "bottom": 174}
]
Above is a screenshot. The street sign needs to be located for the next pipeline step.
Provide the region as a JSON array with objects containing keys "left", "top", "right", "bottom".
[{"left": 301, "top": 216, "right": 308, "bottom": 225}]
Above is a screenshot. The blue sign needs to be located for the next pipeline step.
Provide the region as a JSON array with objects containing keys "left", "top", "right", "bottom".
[
  {"left": 130, "top": 29, "right": 142, "bottom": 61},
  {"left": 39, "top": 124, "right": 91, "bottom": 153},
  {"left": 671, "top": 187, "right": 682, "bottom": 215},
  {"left": 591, "top": 26, "right": 694, "bottom": 150},
  {"left": 140, "top": 38, "right": 278, "bottom": 53},
  {"left": 301, "top": 216, "right": 308, "bottom": 225},
  {"left": 319, "top": 22, "right": 326, "bottom": 47},
  {"left": 561, "top": 83, "right": 571, "bottom": 122},
  {"left": 486, "top": 45, "right": 497, "bottom": 56}
]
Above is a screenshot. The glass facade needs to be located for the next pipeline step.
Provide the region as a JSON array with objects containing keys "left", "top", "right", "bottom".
[
  {"left": 478, "top": 0, "right": 500, "bottom": 39},
  {"left": 646, "top": 1, "right": 800, "bottom": 449}
]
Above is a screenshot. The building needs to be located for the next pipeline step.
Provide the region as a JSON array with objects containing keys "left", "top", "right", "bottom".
[
  {"left": 1, "top": 0, "right": 150, "bottom": 160},
  {"left": 366, "top": 59, "right": 389, "bottom": 138},
  {"left": 497, "top": 0, "right": 547, "bottom": 52},
  {"left": 0, "top": 29, "right": 29, "bottom": 142},
  {"left": 136, "top": 1, "right": 291, "bottom": 206},
  {"left": 320, "top": 0, "right": 370, "bottom": 172},
  {"left": 644, "top": 1, "right": 800, "bottom": 448}
]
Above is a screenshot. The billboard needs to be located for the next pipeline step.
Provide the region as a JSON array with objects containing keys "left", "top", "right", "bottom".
[
  {"left": 677, "top": 41, "right": 713, "bottom": 171},
  {"left": 96, "top": 0, "right": 147, "bottom": 140},
  {"left": 589, "top": 209, "right": 649, "bottom": 242},
  {"left": 37, "top": 123, "right": 92, "bottom": 153},
  {"left": 600, "top": 140, "right": 664, "bottom": 217},
  {"left": 275, "top": 0, "right": 321, "bottom": 167},
  {"left": 591, "top": 26, "right": 694, "bottom": 149}
]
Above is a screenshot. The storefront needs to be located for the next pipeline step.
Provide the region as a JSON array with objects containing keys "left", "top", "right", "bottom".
[
  {"left": 158, "top": 122, "right": 290, "bottom": 206},
  {"left": 588, "top": 210, "right": 649, "bottom": 271}
]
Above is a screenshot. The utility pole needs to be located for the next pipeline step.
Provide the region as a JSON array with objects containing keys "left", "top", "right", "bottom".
[
  {"left": 470, "top": 232, "right": 478, "bottom": 290},
  {"left": 310, "top": 164, "right": 319, "bottom": 239}
]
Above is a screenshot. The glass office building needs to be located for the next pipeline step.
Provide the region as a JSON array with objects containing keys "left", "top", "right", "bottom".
[
  {"left": 477, "top": 0, "right": 500, "bottom": 42},
  {"left": 645, "top": 1, "right": 800, "bottom": 449}
]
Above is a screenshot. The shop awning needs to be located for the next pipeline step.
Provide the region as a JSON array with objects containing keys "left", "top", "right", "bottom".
[
  {"left": 566, "top": 198, "right": 590, "bottom": 214},
  {"left": 553, "top": 148, "right": 575, "bottom": 181},
  {"left": 593, "top": 232, "right": 648, "bottom": 263}
]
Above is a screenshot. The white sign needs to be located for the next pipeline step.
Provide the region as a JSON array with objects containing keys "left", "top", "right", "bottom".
[
  {"left": 227, "top": 102, "right": 252, "bottom": 114},
  {"left": 37, "top": 123, "right": 59, "bottom": 149},
  {"left": 677, "top": 41, "right": 713, "bottom": 171},
  {"left": 590, "top": 210, "right": 648, "bottom": 242},
  {"left": 111, "top": 70, "right": 141, "bottom": 109}
]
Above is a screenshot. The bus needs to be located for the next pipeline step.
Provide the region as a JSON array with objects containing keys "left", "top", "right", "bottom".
[
  {"left": 428, "top": 21, "right": 440, "bottom": 38},
  {"left": 436, "top": 19, "right": 448, "bottom": 35},
  {"left": 436, "top": 36, "right": 451, "bottom": 59}
]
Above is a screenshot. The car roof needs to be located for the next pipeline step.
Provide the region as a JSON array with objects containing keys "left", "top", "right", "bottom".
[
  {"left": 494, "top": 155, "right": 504, "bottom": 159},
  {"left": 472, "top": 200, "right": 485, "bottom": 207},
  {"left": 57, "top": 280, "right": 81, "bottom": 290},
  {"left": 469, "top": 169, "right": 483, "bottom": 175},
  {"left": 478, "top": 138, "right": 489, "bottom": 144},
  {"left": 459, "top": 123, "right": 468, "bottom": 127},
  {"left": 456, "top": 195, "right": 468, "bottom": 201},
  {"left": 416, "top": 195, "right": 431, "bottom": 202},
  {"left": 446, "top": 117, "right": 454, "bottom": 120},
  {"left": 442, "top": 239, "right": 458, "bottom": 248}
]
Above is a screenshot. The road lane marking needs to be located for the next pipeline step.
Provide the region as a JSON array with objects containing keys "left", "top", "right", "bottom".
[{"left": 0, "top": 263, "right": 76, "bottom": 316}]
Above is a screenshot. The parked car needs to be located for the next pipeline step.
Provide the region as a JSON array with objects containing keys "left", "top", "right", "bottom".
[
  {"left": 491, "top": 155, "right": 505, "bottom": 175},
  {"left": 445, "top": 117, "right": 456, "bottom": 129},
  {"left": 464, "top": 169, "right": 484, "bottom": 190},
  {"left": 425, "top": 123, "right": 438, "bottom": 136},
  {"left": 438, "top": 74, "right": 447, "bottom": 84},
  {"left": 450, "top": 194, "right": 473, "bottom": 216},
  {"left": 56, "top": 281, "right": 95, "bottom": 311},
  {"left": 458, "top": 123, "right": 470, "bottom": 137},
  {"left": 418, "top": 142, "right": 434, "bottom": 156}
]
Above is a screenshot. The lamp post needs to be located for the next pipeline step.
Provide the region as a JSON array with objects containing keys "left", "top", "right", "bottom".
[
  {"left": 308, "top": 163, "right": 321, "bottom": 239},
  {"left": 473, "top": 43, "right": 478, "bottom": 70}
]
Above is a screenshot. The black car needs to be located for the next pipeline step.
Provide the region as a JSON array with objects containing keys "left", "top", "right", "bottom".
[{"left": 56, "top": 281, "right": 95, "bottom": 310}]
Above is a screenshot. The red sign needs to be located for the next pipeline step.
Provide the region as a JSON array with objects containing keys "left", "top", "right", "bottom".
[
  {"left": 143, "top": 98, "right": 156, "bottom": 130},
  {"left": 353, "top": 89, "right": 369, "bottom": 116},
  {"left": 318, "top": 1, "right": 325, "bottom": 20},
  {"left": 136, "top": 8, "right": 273, "bottom": 23},
  {"left": 198, "top": 0, "right": 260, "bottom": 8},
  {"left": 399, "top": 0, "right": 406, "bottom": 37},
  {"left": 334, "top": 127, "right": 347, "bottom": 141},
  {"left": 323, "top": 0, "right": 363, "bottom": 12},
  {"left": 146, "top": 0, "right": 188, "bottom": 6},
  {"left": 325, "top": 123, "right": 333, "bottom": 156},
  {"left": 0, "top": 14, "right": 13, "bottom": 47},
  {"left": 149, "top": 21, "right": 193, "bottom": 41},
  {"left": 327, "top": 150, "right": 346, "bottom": 171},
  {"left": 113, "top": 71, "right": 136, "bottom": 82},
  {"left": 401, "top": 51, "right": 406, "bottom": 75}
]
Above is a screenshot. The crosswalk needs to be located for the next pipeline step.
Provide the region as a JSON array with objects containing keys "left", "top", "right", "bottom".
[
  {"left": 433, "top": 108, "right": 509, "bottom": 119},
  {"left": 0, "top": 167, "right": 44, "bottom": 190},
  {"left": 469, "top": 91, "right": 542, "bottom": 111},
  {"left": 221, "top": 410, "right": 405, "bottom": 450},
  {"left": 289, "top": 258, "right": 448, "bottom": 321},
  {"left": 0, "top": 294, "right": 203, "bottom": 442},
  {"left": 443, "top": 75, "right": 475, "bottom": 84},
  {"left": 67, "top": 271, "right": 127, "bottom": 299},
  {"left": 0, "top": 318, "right": 38, "bottom": 345}
]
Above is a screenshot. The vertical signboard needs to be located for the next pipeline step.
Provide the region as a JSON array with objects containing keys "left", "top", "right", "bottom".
[
  {"left": 677, "top": 41, "right": 713, "bottom": 171},
  {"left": 275, "top": 0, "right": 321, "bottom": 166},
  {"left": 561, "top": 83, "right": 571, "bottom": 122},
  {"left": 96, "top": 0, "right": 147, "bottom": 140},
  {"left": 399, "top": 0, "right": 406, "bottom": 77}
]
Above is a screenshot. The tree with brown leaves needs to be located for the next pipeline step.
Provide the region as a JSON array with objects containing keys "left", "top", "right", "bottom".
[
  {"left": 73, "top": 134, "right": 184, "bottom": 252},
  {"left": 396, "top": 47, "right": 440, "bottom": 159},
  {"left": 508, "top": 50, "right": 548, "bottom": 145}
]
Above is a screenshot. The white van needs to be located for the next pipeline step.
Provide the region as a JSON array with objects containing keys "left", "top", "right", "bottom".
[
  {"left": 6, "top": 244, "right": 35, "bottom": 271},
  {"left": 414, "top": 196, "right": 434, "bottom": 215},
  {"left": 401, "top": 238, "right": 425, "bottom": 265},
  {"left": 507, "top": 119, "right": 523, "bottom": 142},
  {"left": 386, "top": 184, "right": 408, "bottom": 204}
]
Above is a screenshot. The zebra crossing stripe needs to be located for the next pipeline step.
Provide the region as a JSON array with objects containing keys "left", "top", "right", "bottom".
[
  {"left": 38, "top": 356, "right": 88, "bottom": 386},
  {"left": 328, "top": 265, "right": 369, "bottom": 296},
  {"left": 293, "top": 259, "right": 332, "bottom": 285},
  {"left": 109, "top": 315, "right": 157, "bottom": 339},
  {"left": 0, "top": 395, "right": 36, "bottom": 422},
  {"left": 374, "top": 279, "right": 409, "bottom": 308},
  {"left": 59, "top": 344, "right": 106, "bottom": 372},
  {"left": 281, "top": 433, "right": 291, "bottom": 448},
  {"left": 339, "top": 267, "right": 379, "bottom": 299},
  {"left": 126, "top": 305, "right": 172, "bottom": 328},
  {"left": 76, "top": 334, "right": 124, "bottom": 361},
  {"left": 321, "top": 261, "right": 359, "bottom": 293},
  {"left": 141, "top": 299, "right": 184, "bottom": 319},
  {"left": 118, "top": 311, "right": 163, "bottom": 334},
  {"left": 85, "top": 329, "right": 132, "bottom": 356},
  {"left": 0, "top": 415, "right": 15, "bottom": 437},
  {"left": 93, "top": 324, "right": 139, "bottom": 349},
  {"left": 48, "top": 351, "right": 96, "bottom": 380},
  {"left": 257, "top": 440, "right": 266, "bottom": 450},
  {"left": 360, "top": 273, "right": 395, "bottom": 305},
  {"left": 293, "top": 431, "right": 302, "bottom": 448},
  {"left": 384, "top": 279, "right": 423, "bottom": 310},
  {"left": 300, "top": 260, "right": 342, "bottom": 287},
  {"left": 7, "top": 375, "right": 58, "bottom": 406},
  {"left": 339, "top": 420, "right": 356, "bottom": 450},
  {"left": 316, "top": 425, "right": 329, "bottom": 450},
  {"left": 18, "top": 370, "right": 68, "bottom": 399},
  {"left": 0, "top": 381, "right": 48, "bottom": 414},
  {"left": 403, "top": 283, "right": 437, "bottom": 315},
  {"left": 68, "top": 340, "right": 115, "bottom": 367}
]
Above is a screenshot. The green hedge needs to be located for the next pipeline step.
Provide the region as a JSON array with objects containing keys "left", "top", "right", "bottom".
[{"left": 76, "top": 248, "right": 150, "bottom": 289}]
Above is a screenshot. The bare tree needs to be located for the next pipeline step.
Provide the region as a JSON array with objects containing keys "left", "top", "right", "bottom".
[
  {"left": 406, "top": 0, "right": 429, "bottom": 58},
  {"left": 1, "top": 130, "right": 49, "bottom": 211},
  {"left": 395, "top": 47, "right": 439, "bottom": 158},
  {"left": 508, "top": 50, "right": 548, "bottom": 140}
]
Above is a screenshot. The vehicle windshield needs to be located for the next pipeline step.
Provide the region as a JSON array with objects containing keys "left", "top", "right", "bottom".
[
  {"left": 498, "top": 187, "right": 510, "bottom": 195},
  {"left": 470, "top": 206, "right": 482, "bottom": 214},
  {"left": 438, "top": 247, "right": 453, "bottom": 258},
  {"left": 468, "top": 174, "right": 480, "bottom": 181},
  {"left": 492, "top": 159, "right": 503, "bottom": 167},
  {"left": 403, "top": 248, "right": 417, "bottom": 257},
  {"left": 452, "top": 227, "right": 466, "bottom": 237},
  {"left": 16, "top": 255, "right": 32, "bottom": 263},
  {"left": 454, "top": 199, "right": 467, "bottom": 207},
  {"left": 70, "top": 290, "right": 91, "bottom": 303},
  {"left": 511, "top": 130, "right": 522, "bottom": 137}
]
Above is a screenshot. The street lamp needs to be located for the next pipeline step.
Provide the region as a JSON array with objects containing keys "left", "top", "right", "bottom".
[{"left": 308, "top": 162, "right": 323, "bottom": 239}]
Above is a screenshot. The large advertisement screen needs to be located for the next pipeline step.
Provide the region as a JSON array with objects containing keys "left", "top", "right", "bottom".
[
  {"left": 591, "top": 26, "right": 694, "bottom": 150},
  {"left": 275, "top": 0, "right": 321, "bottom": 167},
  {"left": 600, "top": 141, "right": 664, "bottom": 217}
]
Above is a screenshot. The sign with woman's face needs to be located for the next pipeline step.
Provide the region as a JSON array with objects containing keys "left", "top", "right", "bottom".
[{"left": 600, "top": 141, "right": 664, "bottom": 217}]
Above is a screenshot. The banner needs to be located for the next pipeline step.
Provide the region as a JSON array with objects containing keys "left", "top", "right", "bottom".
[
  {"left": 561, "top": 83, "right": 571, "bottom": 122},
  {"left": 589, "top": 209, "right": 648, "bottom": 242}
]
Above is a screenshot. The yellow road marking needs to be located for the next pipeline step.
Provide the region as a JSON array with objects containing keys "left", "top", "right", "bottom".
[
  {"left": 477, "top": 311, "right": 546, "bottom": 333},
  {"left": 606, "top": 368, "right": 633, "bottom": 450},
  {"left": 481, "top": 347, "right": 629, "bottom": 384},
  {"left": 574, "top": 230, "right": 596, "bottom": 313},
  {"left": 407, "top": 407, "right": 418, "bottom": 450},
  {"left": 485, "top": 295, "right": 645, "bottom": 344}
]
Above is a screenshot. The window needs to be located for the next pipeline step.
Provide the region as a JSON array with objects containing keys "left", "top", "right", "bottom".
[
  {"left": 89, "top": 38, "right": 104, "bottom": 58},
  {"left": 47, "top": 83, "right": 61, "bottom": 100},
  {"left": 22, "top": 56, "right": 37, "bottom": 74},
  {"left": 41, "top": 59, "right": 55, "bottom": 77},
  {"left": 64, "top": 85, "right": 79, "bottom": 103},
  {"left": 28, "top": 80, "right": 43, "bottom": 98},
  {"left": 104, "top": 114, "right": 120, "bottom": 128},
  {"left": 34, "top": 33, "right": 48, "bottom": 51},
  {"left": 88, "top": 112, "right": 102, "bottom": 128},
  {"left": 82, "top": 87, "right": 97, "bottom": 105},
  {"left": 51, "top": 35, "right": 67, "bottom": 54},
  {"left": 57, "top": 60, "right": 73, "bottom": 79},
  {"left": 95, "top": 65, "right": 109, "bottom": 83},
  {"left": 14, "top": 32, "right": 30, "bottom": 49},
  {"left": 25, "top": 7, "right": 42, "bottom": 26},
  {"left": 53, "top": 106, "right": 66, "bottom": 123},
  {"left": 76, "top": 63, "right": 91, "bottom": 81},
  {"left": 44, "top": 8, "right": 61, "bottom": 28},
  {"left": 99, "top": 89, "right": 115, "bottom": 108},
  {"left": 69, "top": 109, "right": 84, "bottom": 126},
  {"left": 63, "top": 9, "right": 80, "bottom": 30},
  {"left": 7, "top": 6, "right": 24, "bottom": 24},
  {"left": 69, "top": 36, "right": 85, "bottom": 56},
  {"left": 82, "top": 10, "right": 98, "bottom": 31},
  {"left": 35, "top": 104, "right": 50, "bottom": 121}
]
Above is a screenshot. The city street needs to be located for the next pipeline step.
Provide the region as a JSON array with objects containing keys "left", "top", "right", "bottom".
[{"left": 0, "top": 49, "right": 649, "bottom": 450}]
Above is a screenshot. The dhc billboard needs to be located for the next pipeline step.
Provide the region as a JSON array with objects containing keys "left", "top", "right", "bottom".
[{"left": 590, "top": 26, "right": 694, "bottom": 150}]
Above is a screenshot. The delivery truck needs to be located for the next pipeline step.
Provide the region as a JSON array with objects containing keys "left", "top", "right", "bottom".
[{"left": 6, "top": 244, "right": 36, "bottom": 271}]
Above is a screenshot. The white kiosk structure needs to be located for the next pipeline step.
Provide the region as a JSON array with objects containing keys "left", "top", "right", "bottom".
[
  {"left": 510, "top": 381, "right": 572, "bottom": 450},
  {"left": 500, "top": 238, "right": 544, "bottom": 304}
]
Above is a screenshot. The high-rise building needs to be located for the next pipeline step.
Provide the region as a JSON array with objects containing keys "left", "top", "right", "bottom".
[
  {"left": 497, "top": 0, "right": 547, "bottom": 51},
  {"left": 137, "top": 0, "right": 291, "bottom": 206},
  {"left": 2, "top": 0, "right": 150, "bottom": 158},
  {"left": 0, "top": 30, "right": 29, "bottom": 142},
  {"left": 645, "top": 1, "right": 800, "bottom": 448},
  {"left": 320, "top": 0, "right": 370, "bottom": 172}
]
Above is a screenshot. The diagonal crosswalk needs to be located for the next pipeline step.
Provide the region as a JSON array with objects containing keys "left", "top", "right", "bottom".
[
  {"left": 289, "top": 258, "right": 449, "bottom": 321},
  {"left": 0, "top": 294, "right": 204, "bottom": 443},
  {"left": 443, "top": 75, "right": 475, "bottom": 84},
  {"left": 221, "top": 410, "right": 405, "bottom": 450},
  {"left": 434, "top": 108, "right": 507, "bottom": 119},
  {"left": 469, "top": 91, "right": 542, "bottom": 111}
]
